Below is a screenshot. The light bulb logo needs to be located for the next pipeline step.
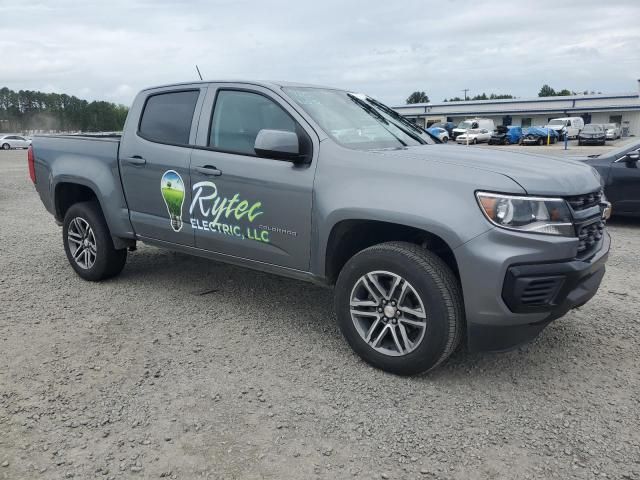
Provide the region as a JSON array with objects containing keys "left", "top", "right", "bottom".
[{"left": 160, "top": 170, "right": 185, "bottom": 232}]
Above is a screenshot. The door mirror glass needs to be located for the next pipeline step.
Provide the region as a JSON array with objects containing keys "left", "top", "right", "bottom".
[{"left": 254, "top": 129, "right": 303, "bottom": 162}]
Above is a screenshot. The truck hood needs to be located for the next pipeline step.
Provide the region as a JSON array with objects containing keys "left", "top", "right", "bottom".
[
  {"left": 371, "top": 145, "right": 601, "bottom": 196},
  {"left": 545, "top": 125, "right": 565, "bottom": 131}
]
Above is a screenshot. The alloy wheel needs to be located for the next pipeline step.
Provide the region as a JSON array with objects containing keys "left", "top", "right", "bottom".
[
  {"left": 67, "top": 217, "right": 97, "bottom": 269},
  {"left": 349, "top": 271, "right": 427, "bottom": 357}
]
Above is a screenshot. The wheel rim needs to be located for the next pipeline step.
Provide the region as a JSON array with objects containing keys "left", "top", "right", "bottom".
[
  {"left": 2, "top": 144, "right": 9, "bottom": 150},
  {"left": 349, "top": 271, "right": 427, "bottom": 357},
  {"left": 67, "top": 217, "right": 97, "bottom": 269}
]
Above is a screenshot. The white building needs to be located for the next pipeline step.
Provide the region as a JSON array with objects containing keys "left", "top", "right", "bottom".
[{"left": 394, "top": 81, "right": 640, "bottom": 136}]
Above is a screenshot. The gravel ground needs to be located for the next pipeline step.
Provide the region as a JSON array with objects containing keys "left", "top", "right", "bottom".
[{"left": 1, "top": 149, "right": 639, "bottom": 480}]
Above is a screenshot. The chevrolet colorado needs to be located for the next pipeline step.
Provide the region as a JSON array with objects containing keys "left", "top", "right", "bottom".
[{"left": 30, "top": 81, "right": 611, "bottom": 375}]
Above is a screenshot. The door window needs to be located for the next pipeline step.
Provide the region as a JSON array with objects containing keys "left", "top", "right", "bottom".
[
  {"left": 138, "top": 90, "right": 199, "bottom": 145},
  {"left": 209, "top": 90, "right": 296, "bottom": 155}
]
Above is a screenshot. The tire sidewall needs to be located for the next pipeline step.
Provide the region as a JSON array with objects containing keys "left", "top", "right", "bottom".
[
  {"left": 63, "top": 202, "right": 119, "bottom": 281},
  {"left": 335, "top": 247, "right": 455, "bottom": 375}
]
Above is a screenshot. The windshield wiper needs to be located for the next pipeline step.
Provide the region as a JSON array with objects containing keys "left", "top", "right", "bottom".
[
  {"left": 347, "top": 94, "right": 407, "bottom": 147},
  {"left": 365, "top": 97, "right": 429, "bottom": 142}
]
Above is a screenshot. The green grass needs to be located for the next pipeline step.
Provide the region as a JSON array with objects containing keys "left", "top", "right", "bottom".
[{"left": 161, "top": 187, "right": 184, "bottom": 214}]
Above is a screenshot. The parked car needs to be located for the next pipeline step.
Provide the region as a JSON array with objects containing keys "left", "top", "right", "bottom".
[
  {"left": 489, "top": 125, "right": 523, "bottom": 145},
  {"left": 29, "top": 80, "right": 610, "bottom": 375},
  {"left": 578, "top": 124, "right": 606, "bottom": 146},
  {"left": 455, "top": 128, "right": 492, "bottom": 144},
  {"left": 451, "top": 118, "right": 495, "bottom": 140},
  {"left": 0, "top": 134, "right": 31, "bottom": 150},
  {"left": 521, "top": 127, "right": 559, "bottom": 145},
  {"left": 426, "top": 126, "right": 449, "bottom": 143},
  {"left": 544, "top": 117, "right": 584, "bottom": 140},
  {"left": 603, "top": 123, "right": 622, "bottom": 140},
  {"left": 574, "top": 140, "right": 640, "bottom": 217},
  {"left": 429, "top": 121, "right": 455, "bottom": 137}
]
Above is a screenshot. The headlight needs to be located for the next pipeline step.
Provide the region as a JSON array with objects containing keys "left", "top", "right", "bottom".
[{"left": 476, "top": 192, "right": 574, "bottom": 236}]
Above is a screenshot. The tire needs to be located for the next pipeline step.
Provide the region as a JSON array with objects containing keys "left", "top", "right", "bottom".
[
  {"left": 472, "top": 138, "right": 477, "bottom": 145},
  {"left": 537, "top": 138, "right": 544, "bottom": 146},
  {"left": 63, "top": 201, "right": 127, "bottom": 281},
  {"left": 1, "top": 143, "right": 10, "bottom": 150},
  {"left": 334, "top": 242, "right": 464, "bottom": 376},
  {"left": 442, "top": 136, "right": 448, "bottom": 143}
]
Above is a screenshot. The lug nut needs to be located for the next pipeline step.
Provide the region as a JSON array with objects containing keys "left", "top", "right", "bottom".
[
  {"left": 391, "top": 318, "right": 397, "bottom": 324},
  {"left": 378, "top": 307, "right": 383, "bottom": 313}
]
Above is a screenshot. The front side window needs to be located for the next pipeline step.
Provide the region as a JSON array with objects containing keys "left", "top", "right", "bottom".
[
  {"left": 284, "top": 87, "right": 433, "bottom": 150},
  {"left": 139, "top": 90, "right": 199, "bottom": 145},
  {"left": 209, "top": 90, "right": 296, "bottom": 155}
]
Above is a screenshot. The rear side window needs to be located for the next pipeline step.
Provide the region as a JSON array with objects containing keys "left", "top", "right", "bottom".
[
  {"left": 139, "top": 90, "right": 199, "bottom": 145},
  {"left": 209, "top": 90, "right": 296, "bottom": 155}
]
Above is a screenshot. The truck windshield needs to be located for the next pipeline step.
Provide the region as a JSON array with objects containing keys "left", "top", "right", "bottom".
[
  {"left": 283, "top": 87, "right": 433, "bottom": 150},
  {"left": 548, "top": 120, "right": 566, "bottom": 126}
]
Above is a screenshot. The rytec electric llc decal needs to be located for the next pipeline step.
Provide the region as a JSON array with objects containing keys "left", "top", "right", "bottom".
[{"left": 189, "top": 181, "right": 269, "bottom": 243}]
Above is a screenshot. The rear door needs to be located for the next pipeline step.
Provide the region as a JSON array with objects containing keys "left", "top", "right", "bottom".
[
  {"left": 119, "top": 85, "right": 206, "bottom": 245},
  {"left": 189, "top": 83, "right": 319, "bottom": 271}
]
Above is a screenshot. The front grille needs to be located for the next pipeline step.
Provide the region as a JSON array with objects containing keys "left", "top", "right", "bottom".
[
  {"left": 577, "top": 219, "right": 605, "bottom": 255},
  {"left": 565, "top": 190, "right": 602, "bottom": 211}
]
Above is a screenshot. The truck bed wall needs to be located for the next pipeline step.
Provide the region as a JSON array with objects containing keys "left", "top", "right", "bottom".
[{"left": 32, "top": 135, "right": 135, "bottom": 245}]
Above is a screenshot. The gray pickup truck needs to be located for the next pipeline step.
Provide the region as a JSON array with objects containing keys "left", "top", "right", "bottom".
[{"left": 30, "top": 81, "right": 611, "bottom": 375}]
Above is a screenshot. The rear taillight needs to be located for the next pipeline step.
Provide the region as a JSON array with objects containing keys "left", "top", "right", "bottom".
[{"left": 28, "top": 145, "right": 36, "bottom": 183}]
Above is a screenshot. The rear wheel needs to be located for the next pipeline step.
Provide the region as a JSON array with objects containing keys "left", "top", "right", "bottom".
[
  {"left": 442, "top": 136, "right": 448, "bottom": 143},
  {"left": 63, "top": 201, "right": 127, "bottom": 281},
  {"left": 1, "top": 143, "right": 10, "bottom": 150},
  {"left": 537, "top": 138, "right": 544, "bottom": 146},
  {"left": 334, "top": 242, "right": 464, "bottom": 375}
]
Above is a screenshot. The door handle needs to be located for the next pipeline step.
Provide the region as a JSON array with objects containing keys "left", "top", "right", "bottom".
[
  {"left": 195, "top": 165, "right": 222, "bottom": 176},
  {"left": 123, "top": 156, "right": 146, "bottom": 166}
]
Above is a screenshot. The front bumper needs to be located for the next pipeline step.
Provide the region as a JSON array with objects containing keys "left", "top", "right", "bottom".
[
  {"left": 579, "top": 137, "right": 605, "bottom": 144},
  {"left": 522, "top": 136, "right": 549, "bottom": 144},
  {"left": 455, "top": 227, "right": 610, "bottom": 352}
]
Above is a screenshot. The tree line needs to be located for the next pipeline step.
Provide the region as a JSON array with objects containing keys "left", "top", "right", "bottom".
[
  {"left": 406, "top": 84, "right": 603, "bottom": 104},
  {"left": 0, "top": 87, "right": 128, "bottom": 133}
]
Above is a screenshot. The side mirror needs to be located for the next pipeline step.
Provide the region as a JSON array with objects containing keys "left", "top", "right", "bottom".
[
  {"left": 626, "top": 151, "right": 640, "bottom": 162},
  {"left": 254, "top": 129, "right": 308, "bottom": 163}
]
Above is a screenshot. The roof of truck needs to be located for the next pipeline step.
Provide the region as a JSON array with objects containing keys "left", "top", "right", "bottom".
[{"left": 140, "top": 80, "right": 341, "bottom": 92}]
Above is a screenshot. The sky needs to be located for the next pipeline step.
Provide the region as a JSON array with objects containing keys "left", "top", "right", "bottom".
[{"left": 1, "top": 0, "right": 639, "bottom": 107}]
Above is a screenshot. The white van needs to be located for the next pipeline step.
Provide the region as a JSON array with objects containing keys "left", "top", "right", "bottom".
[
  {"left": 452, "top": 118, "right": 495, "bottom": 140},
  {"left": 544, "top": 117, "right": 584, "bottom": 139}
]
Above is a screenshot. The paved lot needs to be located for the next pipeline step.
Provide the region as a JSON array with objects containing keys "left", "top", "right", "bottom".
[
  {"left": 1, "top": 149, "right": 638, "bottom": 480},
  {"left": 448, "top": 136, "right": 637, "bottom": 157}
]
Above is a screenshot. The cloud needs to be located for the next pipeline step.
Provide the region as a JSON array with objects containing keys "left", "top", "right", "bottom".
[{"left": 1, "top": 0, "right": 638, "bottom": 106}]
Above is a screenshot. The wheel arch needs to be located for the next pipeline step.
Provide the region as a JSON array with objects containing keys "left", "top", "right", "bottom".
[
  {"left": 322, "top": 218, "right": 461, "bottom": 286},
  {"left": 53, "top": 179, "right": 134, "bottom": 250}
]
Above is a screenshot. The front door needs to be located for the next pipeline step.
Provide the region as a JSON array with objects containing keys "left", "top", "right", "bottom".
[
  {"left": 119, "top": 87, "right": 205, "bottom": 245},
  {"left": 609, "top": 151, "right": 640, "bottom": 215},
  {"left": 189, "top": 86, "right": 317, "bottom": 271}
]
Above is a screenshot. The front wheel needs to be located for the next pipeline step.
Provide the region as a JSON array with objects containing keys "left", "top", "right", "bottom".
[
  {"left": 334, "top": 242, "right": 464, "bottom": 375},
  {"left": 63, "top": 201, "right": 127, "bottom": 281},
  {"left": 442, "top": 136, "right": 448, "bottom": 143}
]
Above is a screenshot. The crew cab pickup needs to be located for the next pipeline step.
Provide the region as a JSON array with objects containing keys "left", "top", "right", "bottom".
[{"left": 30, "top": 81, "right": 611, "bottom": 375}]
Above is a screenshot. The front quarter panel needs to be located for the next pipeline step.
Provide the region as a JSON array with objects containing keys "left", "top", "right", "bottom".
[{"left": 311, "top": 141, "right": 526, "bottom": 277}]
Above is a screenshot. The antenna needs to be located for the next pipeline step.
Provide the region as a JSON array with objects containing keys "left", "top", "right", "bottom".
[
  {"left": 195, "top": 65, "right": 203, "bottom": 81},
  {"left": 461, "top": 88, "right": 469, "bottom": 101}
]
